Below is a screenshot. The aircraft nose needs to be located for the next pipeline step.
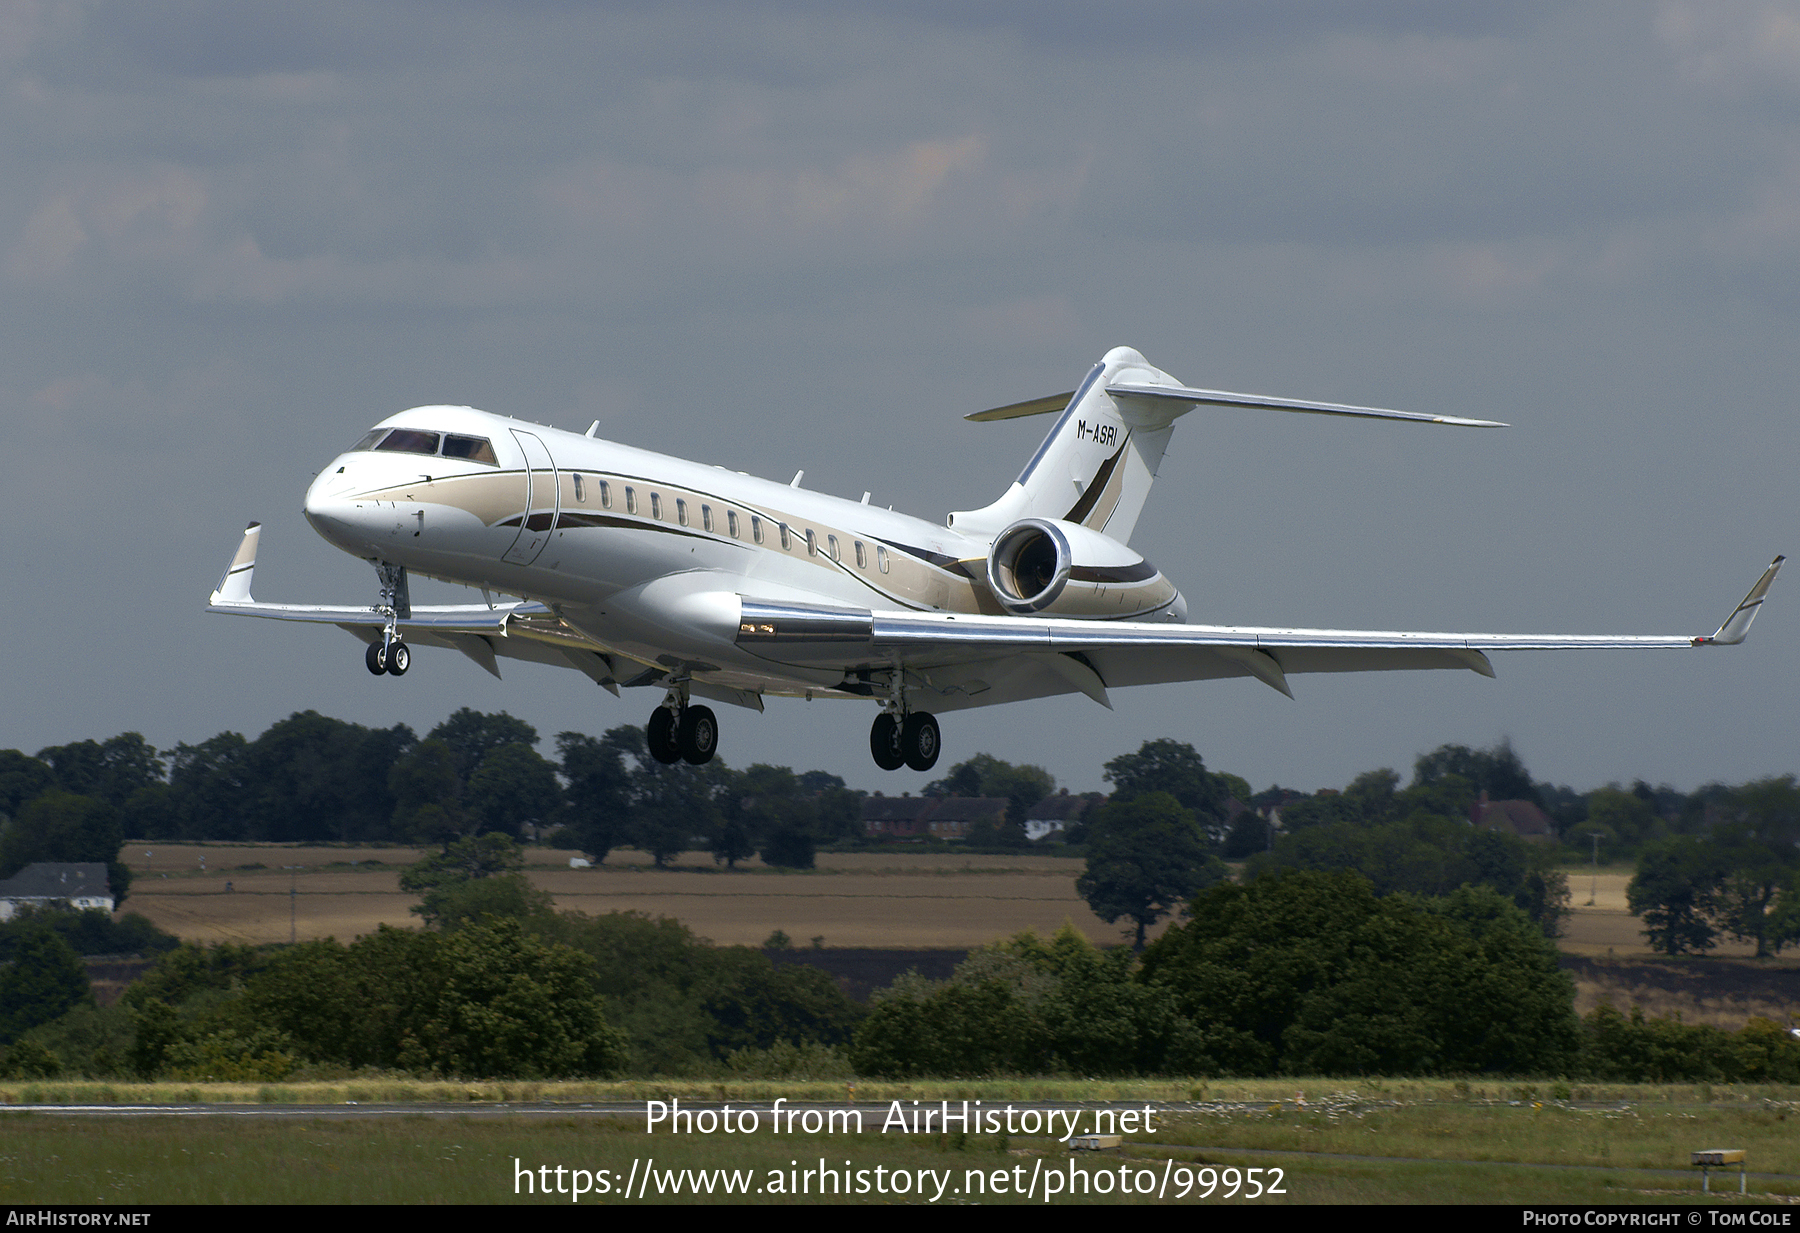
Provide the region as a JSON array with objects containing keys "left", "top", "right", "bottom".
[{"left": 304, "top": 467, "right": 377, "bottom": 551}]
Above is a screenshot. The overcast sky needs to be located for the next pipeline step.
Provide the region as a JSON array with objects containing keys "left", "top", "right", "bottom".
[{"left": 2, "top": 1, "right": 1795, "bottom": 799}]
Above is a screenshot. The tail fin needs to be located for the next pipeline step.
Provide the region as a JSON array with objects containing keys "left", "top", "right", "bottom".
[
  {"left": 949, "top": 346, "right": 1504, "bottom": 545},
  {"left": 948, "top": 347, "right": 1184, "bottom": 544}
]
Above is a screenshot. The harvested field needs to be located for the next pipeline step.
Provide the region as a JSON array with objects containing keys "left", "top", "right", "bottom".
[
  {"left": 117, "top": 846, "right": 1800, "bottom": 1030},
  {"left": 121, "top": 844, "right": 1138, "bottom": 949},
  {"left": 1559, "top": 870, "right": 1768, "bottom": 959},
  {"left": 1563, "top": 955, "right": 1800, "bottom": 1031}
]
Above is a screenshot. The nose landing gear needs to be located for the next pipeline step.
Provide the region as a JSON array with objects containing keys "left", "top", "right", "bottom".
[{"left": 363, "top": 560, "right": 412, "bottom": 677}]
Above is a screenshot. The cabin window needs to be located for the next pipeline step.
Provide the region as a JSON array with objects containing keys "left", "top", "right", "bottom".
[
  {"left": 751, "top": 516, "right": 764, "bottom": 544},
  {"left": 676, "top": 498, "right": 688, "bottom": 526},
  {"left": 375, "top": 428, "right": 440, "bottom": 456},
  {"left": 650, "top": 493, "right": 662, "bottom": 519},
  {"left": 779, "top": 523, "right": 792, "bottom": 550},
  {"left": 441, "top": 434, "right": 498, "bottom": 465},
  {"left": 854, "top": 540, "right": 866, "bottom": 568},
  {"left": 701, "top": 505, "right": 714, "bottom": 532},
  {"left": 625, "top": 487, "right": 637, "bottom": 514},
  {"left": 827, "top": 534, "right": 840, "bottom": 562},
  {"left": 805, "top": 529, "right": 817, "bottom": 557},
  {"left": 877, "top": 546, "right": 890, "bottom": 574},
  {"left": 598, "top": 480, "right": 611, "bottom": 509},
  {"left": 728, "top": 510, "right": 740, "bottom": 538},
  {"left": 572, "top": 473, "right": 586, "bottom": 503}
]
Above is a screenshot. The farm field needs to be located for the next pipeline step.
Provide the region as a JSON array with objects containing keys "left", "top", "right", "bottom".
[
  {"left": 120, "top": 843, "right": 1136, "bottom": 949},
  {"left": 120, "top": 846, "right": 1765, "bottom": 957},
  {"left": 115, "top": 845, "right": 1800, "bottom": 1031}
]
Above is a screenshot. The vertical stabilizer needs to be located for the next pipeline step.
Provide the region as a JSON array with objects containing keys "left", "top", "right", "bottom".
[{"left": 949, "top": 347, "right": 1188, "bottom": 545}]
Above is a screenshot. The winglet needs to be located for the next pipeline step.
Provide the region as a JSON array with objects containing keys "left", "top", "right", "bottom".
[
  {"left": 210, "top": 522, "right": 262, "bottom": 605},
  {"left": 1698, "top": 555, "right": 1784, "bottom": 645}
]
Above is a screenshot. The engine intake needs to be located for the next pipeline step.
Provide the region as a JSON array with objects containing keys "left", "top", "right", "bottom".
[
  {"left": 985, "top": 517, "right": 1181, "bottom": 620},
  {"left": 987, "top": 519, "right": 1072, "bottom": 614}
]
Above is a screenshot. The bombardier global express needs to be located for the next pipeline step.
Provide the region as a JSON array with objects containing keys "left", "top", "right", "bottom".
[{"left": 209, "top": 346, "right": 1781, "bottom": 772}]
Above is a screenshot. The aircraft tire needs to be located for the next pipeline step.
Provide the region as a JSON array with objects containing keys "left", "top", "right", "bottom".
[
  {"left": 647, "top": 707, "right": 682, "bottom": 764},
  {"left": 901, "top": 712, "right": 940, "bottom": 772},
  {"left": 386, "top": 641, "right": 410, "bottom": 676},
  {"left": 869, "top": 713, "right": 905, "bottom": 771},
  {"left": 679, "top": 705, "right": 718, "bottom": 765},
  {"left": 365, "top": 641, "right": 387, "bottom": 675}
]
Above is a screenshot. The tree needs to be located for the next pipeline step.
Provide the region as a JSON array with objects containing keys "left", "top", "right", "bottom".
[
  {"left": 0, "top": 789, "right": 130, "bottom": 903},
  {"left": 1103, "top": 740, "right": 1223, "bottom": 813},
  {"left": 1102, "top": 740, "right": 1230, "bottom": 842},
  {"left": 464, "top": 742, "right": 561, "bottom": 838},
  {"left": 610, "top": 728, "right": 722, "bottom": 867},
  {"left": 238, "top": 919, "right": 627, "bottom": 1078},
  {"left": 1138, "top": 870, "right": 1579, "bottom": 1076},
  {"left": 1628, "top": 837, "right": 1725, "bottom": 956},
  {"left": 241, "top": 712, "right": 413, "bottom": 842},
  {"left": 166, "top": 733, "right": 249, "bottom": 840},
  {"left": 925, "top": 754, "right": 1054, "bottom": 827},
  {"left": 723, "top": 765, "right": 816, "bottom": 869},
  {"left": 1077, "top": 792, "right": 1228, "bottom": 949},
  {"left": 387, "top": 739, "right": 465, "bottom": 843},
  {"left": 556, "top": 729, "right": 635, "bottom": 862},
  {"left": 1412, "top": 740, "right": 1536, "bottom": 804},
  {"left": 426, "top": 709, "right": 539, "bottom": 784},
  {"left": 35, "top": 734, "right": 164, "bottom": 808},
  {"left": 398, "top": 834, "right": 542, "bottom": 927},
  {"left": 0, "top": 750, "right": 53, "bottom": 819},
  {"left": 0, "top": 926, "right": 92, "bottom": 1045}
]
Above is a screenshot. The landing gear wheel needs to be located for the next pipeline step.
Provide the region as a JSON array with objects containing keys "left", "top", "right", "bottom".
[
  {"left": 365, "top": 641, "right": 387, "bottom": 675},
  {"left": 647, "top": 707, "right": 682, "bottom": 764},
  {"left": 869, "top": 713, "right": 905, "bottom": 771},
  {"left": 678, "top": 705, "right": 718, "bottom": 765},
  {"left": 385, "top": 641, "right": 410, "bottom": 676},
  {"left": 901, "top": 712, "right": 940, "bottom": 772}
]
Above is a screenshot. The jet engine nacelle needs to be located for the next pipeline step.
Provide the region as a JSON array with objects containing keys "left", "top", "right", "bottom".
[{"left": 985, "top": 517, "right": 1183, "bottom": 620}]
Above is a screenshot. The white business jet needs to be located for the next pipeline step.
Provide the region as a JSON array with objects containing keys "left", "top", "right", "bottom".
[{"left": 208, "top": 346, "right": 1781, "bottom": 773}]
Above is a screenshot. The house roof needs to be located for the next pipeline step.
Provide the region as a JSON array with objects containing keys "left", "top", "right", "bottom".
[
  {"left": 1025, "top": 791, "right": 1102, "bottom": 822},
  {"left": 0, "top": 862, "right": 113, "bottom": 900},
  {"left": 925, "top": 797, "right": 1008, "bottom": 822}
]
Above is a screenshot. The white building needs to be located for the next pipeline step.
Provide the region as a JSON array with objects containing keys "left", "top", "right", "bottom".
[{"left": 0, "top": 862, "right": 115, "bottom": 921}]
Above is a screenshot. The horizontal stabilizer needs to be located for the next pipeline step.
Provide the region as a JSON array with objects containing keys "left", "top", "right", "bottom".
[
  {"left": 966, "top": 391, "right": 1078, "bottom": 422},
  {"left": 966, "top": 382, "right": 1506, "bottom": 428},
  {"left": 1106, "top": 382, "right": 1507, "bottom": 427}
]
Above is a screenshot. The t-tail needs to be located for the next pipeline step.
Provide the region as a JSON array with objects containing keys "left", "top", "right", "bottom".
[{"left": 948, "top": 345, "right": 1505, "bottom": 545}]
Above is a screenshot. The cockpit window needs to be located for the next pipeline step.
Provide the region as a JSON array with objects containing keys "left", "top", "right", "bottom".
[
  {"left": 352, "top": 427, "right": 498, "bottom": 465},
  {"left": 375, "top": 429, "right": 441, "bottom": 456},
  {"left": 442, "top": 434, "right": 498, "bottom": 465}
]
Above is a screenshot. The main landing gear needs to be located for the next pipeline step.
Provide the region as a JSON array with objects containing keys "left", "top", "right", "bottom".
[
  {"left": 364, "top": 638, "right": 410, "bottom": 676},
  {"left": 648, "top": 701, "right": 717, "bottom": 766},
  {"left": 870, "top": 710, "right": 939, "bottom": 772}
]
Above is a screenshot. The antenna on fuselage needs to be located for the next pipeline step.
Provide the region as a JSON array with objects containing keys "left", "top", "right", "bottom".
[
  {"left": 790, "top": 470, "right": 804, "bottom": 488},
  {"left": 585, "top": 421, "right": 599, "bottom": 437}
]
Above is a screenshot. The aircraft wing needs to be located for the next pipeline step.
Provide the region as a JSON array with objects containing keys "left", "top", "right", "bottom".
[
  {"left": 205, "top": 522, "right": 624, "bottom": 686},
  {"left": 737, "top": 555, "right": 1783, "bottom": 712}
]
